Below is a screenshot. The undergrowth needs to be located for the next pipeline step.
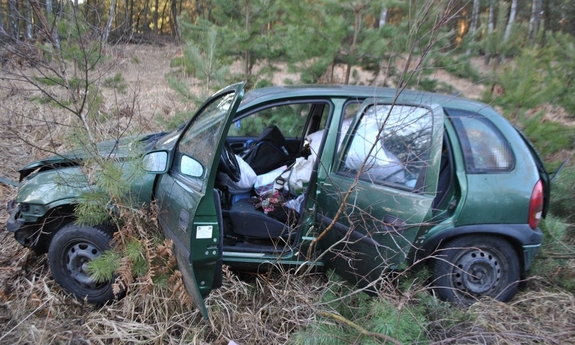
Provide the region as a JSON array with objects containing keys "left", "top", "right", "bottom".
[{"left": 86, "top": 205, "right": 189, "bottom": 304}]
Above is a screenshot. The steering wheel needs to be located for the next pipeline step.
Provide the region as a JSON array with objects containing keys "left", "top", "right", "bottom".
[{"left": 219, "top": 140, "right": 241, "bottom": 182}]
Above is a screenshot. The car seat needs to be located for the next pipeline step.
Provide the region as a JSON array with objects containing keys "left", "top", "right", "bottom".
[{"left": 228, "top": 197, "right": 297, "bottom": 240}]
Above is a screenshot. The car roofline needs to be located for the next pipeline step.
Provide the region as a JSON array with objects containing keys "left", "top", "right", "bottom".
[{"left": 239, "top": 84, "right": 491, "bottom": 114}]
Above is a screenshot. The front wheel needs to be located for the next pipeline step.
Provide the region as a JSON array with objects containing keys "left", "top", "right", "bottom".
[
  {"left": 431, "top": 235, "right": 520, "bottom": 306},
  {"left": 48, "top": 223, "right": 116, "bottom": 304}
]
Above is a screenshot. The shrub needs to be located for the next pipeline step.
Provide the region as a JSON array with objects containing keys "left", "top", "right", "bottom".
[
  {"left": 550, "top": 164, "right": 575, "bottom": 224},
  {"left": 530, "top": 216, "right": 575, "bottom": 292}
]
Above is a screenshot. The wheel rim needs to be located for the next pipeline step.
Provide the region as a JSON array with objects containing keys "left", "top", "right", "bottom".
[
  {"left": 65, "top": 241, "right": 106, "bottom": 290},
  {"left": 452, "top": 248, "right": 500, "bottom": 296}
]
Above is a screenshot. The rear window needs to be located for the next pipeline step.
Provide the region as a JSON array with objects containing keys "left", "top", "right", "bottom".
[{"left": 448, "top": 111, "right": 515, "bottom": 173}]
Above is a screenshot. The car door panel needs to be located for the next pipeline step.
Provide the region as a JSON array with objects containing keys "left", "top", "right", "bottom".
[
  {"left": 318, "top": 177, "right": 434, "bottom": 284},
  {"left": 154, "top": 83, "right": 245, "bottom": 318},
  {"left": 317, "top": 100, "right": 443, "bottom": 288}
]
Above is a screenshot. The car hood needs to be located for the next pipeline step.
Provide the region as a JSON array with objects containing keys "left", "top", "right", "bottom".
[{"left": 18, "top": 131, "right": 168, "bottom": 182}]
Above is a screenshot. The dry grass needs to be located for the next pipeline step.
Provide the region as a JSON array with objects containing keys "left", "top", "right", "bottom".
[
  {"left": 2, "top": 244, "right": 575, "bottom": 345},
  {"left": 0, "top": 234, "right": 326, "bottom": 345},
  {"left": 472, "top": 290, "right": 575, "bottom": 344}
]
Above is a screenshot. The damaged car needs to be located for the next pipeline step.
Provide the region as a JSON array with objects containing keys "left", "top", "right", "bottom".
[{"left": 6, "top": 82, "right": 549, "bottom": 316}]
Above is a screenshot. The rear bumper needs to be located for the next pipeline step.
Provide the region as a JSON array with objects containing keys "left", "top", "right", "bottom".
[{"left": 522, "top": 243, "right": 541, "bottom": 271}]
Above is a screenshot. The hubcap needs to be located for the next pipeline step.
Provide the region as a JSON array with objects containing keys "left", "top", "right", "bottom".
[
  {"left": 452, "top": 249, "right": 500, "bottom": 295},
  {"left": 65, "top": 242, "right": 105, "bottom": 289}
]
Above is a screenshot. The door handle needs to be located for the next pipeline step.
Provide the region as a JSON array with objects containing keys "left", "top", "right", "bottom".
[{"left": 381, "top": 215, "right": 406, "bottom": 233}]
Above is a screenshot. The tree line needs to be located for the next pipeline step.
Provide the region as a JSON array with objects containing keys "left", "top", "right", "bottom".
[
  {"left": 3, "top": 0, "right": 575, "bottom": 108},
  {"left": 2, "top": 0, "right": 575, "bottom": 45}
]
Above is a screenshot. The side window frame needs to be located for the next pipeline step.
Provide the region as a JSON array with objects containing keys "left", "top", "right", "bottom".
[
  {"left": 336, "top": 100, "right": 363, "bottom": 152},
  {"left": 228, "top": 99, "right": 333, "bottom": 140}
]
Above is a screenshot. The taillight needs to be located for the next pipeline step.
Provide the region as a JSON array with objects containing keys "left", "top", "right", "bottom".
[{"left": 528, "top": 180, "right": 544, "bottom": 230}]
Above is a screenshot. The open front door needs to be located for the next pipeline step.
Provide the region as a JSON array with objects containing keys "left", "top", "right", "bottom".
[
  {"left": 155, "top": 83, "right": 245, "bottom": 318},
  {"left": 317, "top": 99, "right": 444, "bottom": 289}
]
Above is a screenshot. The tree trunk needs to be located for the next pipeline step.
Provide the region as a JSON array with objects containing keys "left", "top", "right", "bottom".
[
  {"left": 142, "top": 0, "right": 150, "bottom": 33},
  {"left": 8, "top": 0, "right": 18, "bottom": 40},
  {"left": 25, "top": 0, "right": 33, "bottom": 39},
  {"left": 160, "top": 0, "right": 168, "bottom": 34},
  {"left": 379, "top": 6, "right": 387, "bottom": 27},
  {"left": 153, "top": 0, "right": 159, "bottom": 34},
  {"left": 195, "top": 0, "right": 202, "bottom": 19},
  {"left": 170, "top": 0, "right": 178, "bottom": 39},
  {"left": 84, "top": 0, "right": 93, "bottom": 27},
  {"left": 487, "top": 0, "right": 495, "bottom": 33},
  {"left": 43, "top": 0, "right": 61, "bottom": 50},
  {"left": 244, "top": 1, "right": 250, "bottom": 80},
  {"left": 0, "top": 1, "right": 4, "bottom": 35},
  {"left": 345, "top": 8, "right": 361, "bottom": 85},
  {"left": 470, "top": 0, "right": 480, "bottom": 32},
  {"left": 529, "top": 0, "right": 542, "bottom": 42},
  {"left": 129, "top": 0, "right": 134, "bottom": 33},
  {"left": 504, "top": 0, "right": 517, "bottom": 42},
  {"left": 485, "top": 0, "right": 495, "bottom": 66},
  {"left": 541, "top": 0, "right": 549, "bottom": 45},
  {"left": 103, "top": 0, "right": 117, "bottom": 44},
  {"left": 123, "top": 0, "right": 130, "bottom": 35},
  {"left": 466, "top": 0, "right": 480, "bottom": 55}
]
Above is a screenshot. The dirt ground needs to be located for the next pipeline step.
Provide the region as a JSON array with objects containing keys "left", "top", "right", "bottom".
[{"left": 1, "top": 43, "right": 574, "bottom": 344}]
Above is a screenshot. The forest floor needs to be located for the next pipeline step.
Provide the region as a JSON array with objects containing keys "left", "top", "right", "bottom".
[{"left": 0, "top": 42, "right": 574, "bottom": 344}]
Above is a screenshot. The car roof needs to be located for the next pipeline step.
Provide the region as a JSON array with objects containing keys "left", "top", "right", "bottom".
[{"left": 239, "top": 85, "right": 491, "bottom": 114}]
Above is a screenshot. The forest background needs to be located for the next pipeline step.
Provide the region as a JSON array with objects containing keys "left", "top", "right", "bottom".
[{"left": 1, "top": 0, "right": 575, "bottom": 344}]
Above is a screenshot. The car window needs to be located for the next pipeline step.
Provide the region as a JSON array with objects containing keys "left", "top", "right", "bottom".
[
  {"left": 177, "top": 90, "right": 237, "bottom": 175},
  {"left": 337, "top": 101, "right": 362, "bottom": 149},
  {"left": 300, "top": 101, "right": 359, "bottom": 159},
  {"left": 228, "top": 103, "right": 312, "bottom": 138},
  {"left": 338, "top": 104, "right": 433, "bottom": 190},
  {"left": 449, "top": 114, "right": 515, "bottom": 173}
]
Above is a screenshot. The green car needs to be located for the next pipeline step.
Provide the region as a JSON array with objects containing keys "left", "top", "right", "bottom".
[{"left": 6, "top": 82, "right": 549, "bottom": 315}]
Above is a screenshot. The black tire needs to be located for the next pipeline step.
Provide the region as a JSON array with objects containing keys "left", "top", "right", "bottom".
[
  {"left": 431, "top": 235, "right": 520, "bottom": 306},
  {"left": 48, "top": 223, "right": 116, "bottom": 304}
]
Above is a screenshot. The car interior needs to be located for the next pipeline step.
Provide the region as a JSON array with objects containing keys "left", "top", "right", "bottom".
[
  {"left": 213, "top": 101, "right": 455, "bottom": 253},
  {"left": 214, "top": 101, "right": 331, "bottom": 253}
]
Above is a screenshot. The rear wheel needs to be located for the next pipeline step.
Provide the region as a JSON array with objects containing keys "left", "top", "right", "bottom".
[
  {"left": 432, "top": 235, "right": 520, "bottom": 306},
  {"left": 48, "top": 223, "right": 116, "bottom": 304}
]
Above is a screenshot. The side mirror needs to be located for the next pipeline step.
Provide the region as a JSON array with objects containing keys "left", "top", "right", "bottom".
[
  {"left": 143, "top": 151, "right": 168, "bottom": 173},
  {"left": 180, "top": 155, "right": 204, "bottom": 177}
]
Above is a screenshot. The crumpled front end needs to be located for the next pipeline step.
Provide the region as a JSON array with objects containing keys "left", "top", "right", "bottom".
[
  {"left": 6, "top": 199, "right": 44, "bottom": 249},
  {"left": 6, "top": 200, "right": 23, "bottom": 233},
  {"left": 6, "top": 165, "right": 85, "bottom": 251}
]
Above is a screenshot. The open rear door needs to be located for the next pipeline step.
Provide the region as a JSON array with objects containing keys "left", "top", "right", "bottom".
[{"left": 154, "top": 83, "right": 245, "bottom": 318}]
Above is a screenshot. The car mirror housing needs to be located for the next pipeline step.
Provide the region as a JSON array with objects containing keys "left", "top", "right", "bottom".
[{"left": 143, "top": 151, "right": 169, "bottom": 173}]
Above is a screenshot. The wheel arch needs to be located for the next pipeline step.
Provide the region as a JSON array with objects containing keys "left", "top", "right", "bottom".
[
  {"left": 415, "top": 224, "right": 543, "bottom": 279},
  {"left": 25, "top": 202, "right": 77, "bottom": 254}
]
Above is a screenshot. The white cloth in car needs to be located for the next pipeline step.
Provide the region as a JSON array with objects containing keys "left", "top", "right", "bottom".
[
  {"left": 217, "top": 154, "right": 257, "bottom": 194},
  {"left": 344, "top": 117, "right": 404, "bottom": 182}
]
